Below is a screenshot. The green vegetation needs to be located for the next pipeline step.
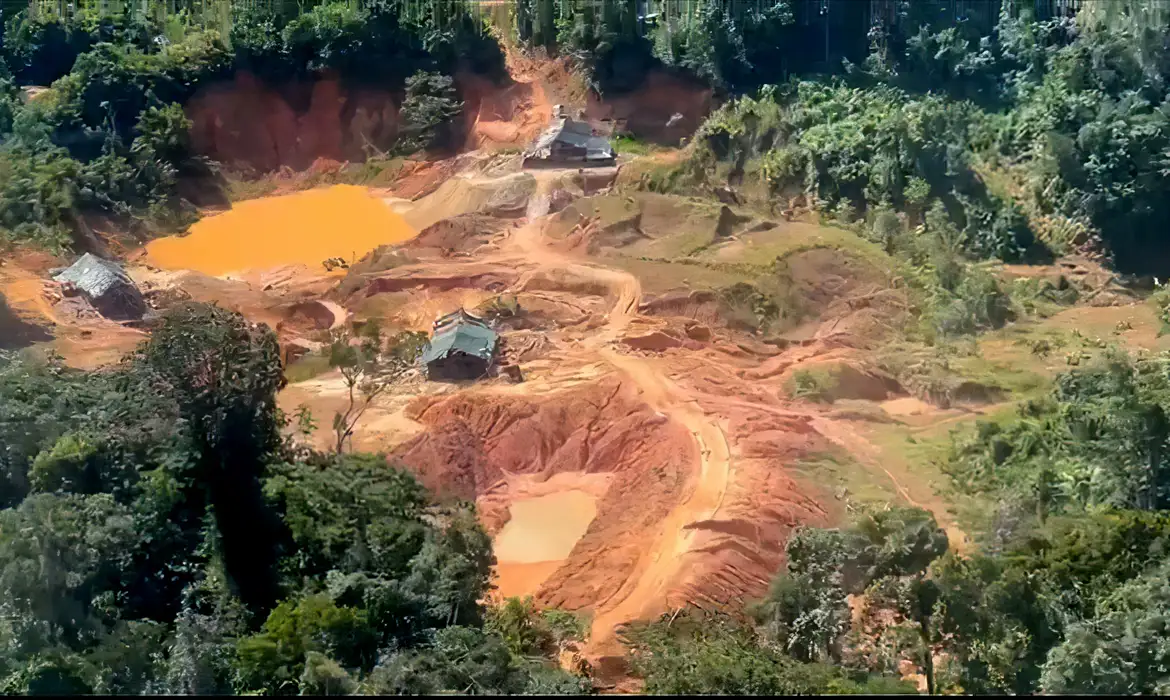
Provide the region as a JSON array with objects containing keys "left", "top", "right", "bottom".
[
  {"left": 650, "top": 500, "right": 1170, "bottom": 696},
  {"left": 947, "top": 349, "right": 1170, "bottom": 515},
  {"left": 632, "top": 1, "right": 1170, "bottom": 278},
  {"left": 10, "top": 2, "right": 1170, "bottom": 697},
  {"left": 787, "top": 367, "right": 839, "bottom": 403},
  {"left": 0, "top": 302, "right": 583, "bottom": 694},
  {"left": 0, "top": 1, "right": 503, "bottom": 252}
]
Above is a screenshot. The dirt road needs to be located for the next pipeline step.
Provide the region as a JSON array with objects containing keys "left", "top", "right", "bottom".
[
  {"left": 588, "top": 348, "right": 731, "bottom": 654},
  {"left": 495, "top": 202, "right": 967, "bottom": 652},
  {"left": 499, "top": 210, "right": 731, "bottom": 656}
]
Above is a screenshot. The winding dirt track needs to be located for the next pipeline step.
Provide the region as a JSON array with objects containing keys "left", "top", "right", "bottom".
[
  {"left": 589, "top": 348, "right": 731, "bottom": 653},
  {"left": 500, "top": 210, "right": 732, "bottom": 656}
]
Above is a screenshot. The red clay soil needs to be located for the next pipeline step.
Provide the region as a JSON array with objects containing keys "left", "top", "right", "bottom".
[
  {"left": 394, "top": 376, "right": 694, "bottom": 608},
  {"left": 460, "top": 71, "right": 552, "bottom": 151},
  {"left": 188, "top": 66, "right": 553, "bottom": 173},
  {"left": 392, "top": 362, "right": 830, "bottom": 642},
  {"left": 187, "top": 71, "right": 399, "bottom": 172},
  {"left": 387, "top": 158, "right": 465, "bottom": 200},
  {"left": 669, "top": 409, "right": 831, "bottom": 611}
]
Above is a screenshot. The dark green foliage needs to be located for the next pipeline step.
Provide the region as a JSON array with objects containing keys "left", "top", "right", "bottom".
[
  {"left": 748, "top": 505, "right": 1170, "bottom": 695},
  {"left": 651, "top": 1, "right": 750, "bottom": 91},
  {"left": 948, "top": 351, "right": 1170, "bottom": 513},
  {"left": 397, "top": 70, "right": 465, "bottom": 154},
  {"left": 136, "top": 303, "right": 287, "bottom": 614},
  {"left": 557, "top": 0, "right": 654, "bottom": 95},
  {"left": 752, "top": 527, "right": 854, "bottom": 662},
  {"left": 1040, "top": 562, "right": 1170, "bottom": 694},
  {"left": 363, "top": 625, "right": 528, "bottom": 695},
  {"left": 628, "top": 610, "right": 914, "bottom": 695},
  {"left": 0, "top": 142, "right": 79, "bottom": 250},
  {"left": 1, "top": 9, "right": 157, "bottom": 87},
  {"left": 484, "top": 596, "right": 588, "bottom": 661},
  {"left": 233, "top": 594, "right": 377, "bottom": 694},
  {"left": 754, "top": 506, "right": 948, "bottom": 683},
  {"left": 264, "top": 454, "right": 428, "bottom": 580},
  {"left": 0, "top": 2, "right": 504, "bottom": 252},
  {"left": 0, "top": 301, "right": 574, "bottom": 694}
]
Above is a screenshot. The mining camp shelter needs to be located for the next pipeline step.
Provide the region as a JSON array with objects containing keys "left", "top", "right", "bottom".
[
  {"left": 422, "top": 308, "right": 499, "bottom": 381},
  {"left": 53, "top": 253, "right": 146, "bottom": 321},
  {"left": 523, "top": 115, "right": 616, "bottom": 168}
]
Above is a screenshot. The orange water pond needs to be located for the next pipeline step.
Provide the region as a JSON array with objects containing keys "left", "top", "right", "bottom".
[{"left": 145, "top": 185, "right": 416, "bottom": 276}]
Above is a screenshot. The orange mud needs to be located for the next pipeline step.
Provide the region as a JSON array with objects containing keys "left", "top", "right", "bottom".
[
  {"left": 3, "top": 278, "right": 60, "bottom": 325},
  {"left": 494, "top": 490, "right": 599, "bottom": 562},
  {"left": 145, "top": 185, "right": 416, "bottom": 276},
  {"left": 493, "top": 489, "right": 599, "bottom": 599}
]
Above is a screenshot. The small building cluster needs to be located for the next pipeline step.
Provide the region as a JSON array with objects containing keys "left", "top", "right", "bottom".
[
  {"left": 421, "top": 308, "right": 499, "bottom": 381},
  {"left": 53, "top": 253, "right": 145, "bottom": 321},
  {"left": 523, "top": 105, "right": 616, "bottom": 168}
]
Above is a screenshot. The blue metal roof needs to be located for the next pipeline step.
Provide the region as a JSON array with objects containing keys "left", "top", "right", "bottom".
[{"left": 421, "top": 319, "right": 498, "bottom": 365}]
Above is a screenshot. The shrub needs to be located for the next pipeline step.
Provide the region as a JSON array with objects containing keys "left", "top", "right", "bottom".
[{"left": 397, "top": 70, "right": 464, "bottom": 154}]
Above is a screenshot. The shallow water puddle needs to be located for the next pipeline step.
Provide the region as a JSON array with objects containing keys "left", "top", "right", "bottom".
[
  {"left": 493, "top": 489, "right": 598, "bottom": 599},
  {"left": 145, "top": 185, "right": 415, "bottom": 276},
  {"left": 494, "top": 490, "right": 598, "bottom": 563}
]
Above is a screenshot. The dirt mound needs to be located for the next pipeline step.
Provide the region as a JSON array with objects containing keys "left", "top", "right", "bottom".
[
  {"left": 622, "top": 329, "right": 682, "bottom": 352},
  {"left": 781, "top": 247, "right": 889, "bottom": 316},
  {"left": 408, "top": 214, "right": 511, "bottom": 256},
  {"left": 187, "top": 72, "right": 399, "bottom": 172},
  {"left": 461, "top": 72, "right": 552, "bottom": 151},
  {"left": 392, "top": 173, "right": 537, "bottom": 231},
  {"left": 387, "top": 158, "right": 464, "bottom": 200},
  {"left": 359, "top": 269, "right": 518, "bottom": 298},
  {"left": 278, "top": 300, "right": 346, "bottom": 334},
  {"left": 505, "top": 291, "right": 604, "bottom": 329},
  {"left": 666, "top": 410, "right": 830, "bottom": 611},
  {"left": 395, "top": 377, "right": 695, "bottom": 603},
  {"left": 518, "top": 267, "right": 615, "bottom": 301},
  {"left": 547, "top": 192, "right": 721, "bottom": 246},
  {"left": 782, "top": 359, "right": 903, "bottom": 403},
  {"left": 0, "top": 291, "right": 52, "bottom": 349},
  {"left": 499, "top": 330, "right": 554, "bottom": 363},
  {"left": 337, "top": 246, "right": 415, "bottom": 297},
  {"left": 639, "top": 289, "right": 722, "bottom": 324}
]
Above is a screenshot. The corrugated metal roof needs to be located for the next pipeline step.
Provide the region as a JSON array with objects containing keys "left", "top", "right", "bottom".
[
  {"left": 527, "top": 117, "right": 615, "bottom": 162},
  {"left": 421, "top": 319, "right": 498, "bottom": 365},
  {"left": 53, "top": 253, "right": 134, "bottom": 298}
]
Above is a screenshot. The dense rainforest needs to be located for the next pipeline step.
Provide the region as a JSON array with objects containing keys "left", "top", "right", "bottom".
[{"left": 4, "top": 0, "right": 1170, "bottom": 695}]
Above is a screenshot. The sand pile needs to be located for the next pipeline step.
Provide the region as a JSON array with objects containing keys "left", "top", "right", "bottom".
[
  {"left": 145, "top": 185, "right": 416, "bottom": 276},
  {"left": 389, "top": 173, "right": 537, "bottom": 231}
]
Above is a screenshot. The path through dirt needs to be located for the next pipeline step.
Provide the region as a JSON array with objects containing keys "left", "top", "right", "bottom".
[
  {"left": 491, "top": 205, "right": 730, "bottom": 656},
  {"left": 485, "top": 194, "right": 968, "bottom": 655}
]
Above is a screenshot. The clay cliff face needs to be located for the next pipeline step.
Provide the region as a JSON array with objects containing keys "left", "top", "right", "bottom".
[
  {"left": 586, "top": 70, "right": 716, "bottom": 145},
  {"left": 186, "top": 71, "right": 399, "bottom": 172}
]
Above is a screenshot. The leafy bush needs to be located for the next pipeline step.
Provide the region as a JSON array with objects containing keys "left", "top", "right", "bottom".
[
  {"left": 946, "top": 350, "right": 1170, "bottom": 514},
  {"left": 0, "top": 302, "right": 567, "bottom": 694},
  {"left": 397, "top": 70, "right": 464, "bottom": 154},
  {"left": 0, "top": 142, "right": 79, "bottom": 250},
  {"left": 2, "top": 9, "right": 157, "bottom": 87},
  {"left": 628, "top": 609, "right": 914, "bottom": 695},
  {"left": 786, "top": 368, "right": 839, "bottom": 403}
]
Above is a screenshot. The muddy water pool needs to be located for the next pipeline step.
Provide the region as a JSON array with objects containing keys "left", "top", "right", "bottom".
[
  {"left": 492, "top": 489, "right": 598, "bottom": 599},
  {"left": 145, "top": 185, "right": 415, "bottom": 276}
]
